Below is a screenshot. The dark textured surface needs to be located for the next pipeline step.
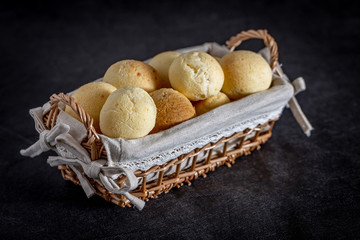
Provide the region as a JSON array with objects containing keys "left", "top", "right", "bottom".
[{"left": 1, "top": 0, "right": 360, "bottom": 239}]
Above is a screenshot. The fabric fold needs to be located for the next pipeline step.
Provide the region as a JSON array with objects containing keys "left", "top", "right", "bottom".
[
  {"left": 20, "top": 122, "right": 90, "bottom": 162},
  {"left": 47, "top": 155, "right": 145, "bottom": 210}
]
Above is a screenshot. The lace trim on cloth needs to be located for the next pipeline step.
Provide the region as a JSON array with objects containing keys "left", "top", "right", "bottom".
[{"left": 111, "top": 108, "right": 283, "bottom": 171}]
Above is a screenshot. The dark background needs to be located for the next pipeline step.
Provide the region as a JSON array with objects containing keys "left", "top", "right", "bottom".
[{"left": 1, "top": 0, "right": 360, "bottom": 239}]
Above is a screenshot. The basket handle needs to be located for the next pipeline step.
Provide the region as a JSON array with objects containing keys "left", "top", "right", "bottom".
[
  {"left": 47, "top": 93, "right": 100, "bottom": 160},
  {"left": 225, "top": 29, "right": 279, "bottom": 70}
]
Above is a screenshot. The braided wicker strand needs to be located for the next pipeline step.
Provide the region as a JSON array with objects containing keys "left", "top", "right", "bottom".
[
  {"left": 47, "top": 93, "right": 100, "bottom": 160},
  {"left": 225, "top": 29, "right": 279, "bottom": 70}
]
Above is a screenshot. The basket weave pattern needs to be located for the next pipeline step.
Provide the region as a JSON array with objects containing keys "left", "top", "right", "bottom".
[{"left": 43, "top": 29, "right": 280, "bottom": 208}]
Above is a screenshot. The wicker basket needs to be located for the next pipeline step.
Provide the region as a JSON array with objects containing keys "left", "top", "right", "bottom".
[
  {"left": 22, "top": 29, "right": 299, "bottom": 209},
  {"left": 45, "top": 111, "right": 278, "bottom": 207}
]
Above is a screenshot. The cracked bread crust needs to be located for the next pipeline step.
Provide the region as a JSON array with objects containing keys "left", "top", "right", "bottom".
[
  {"left": 100, "top": 86, "right": 156, "bottom": 139},
  {"left": 168, "top": 51, "right": 224, "bottom": 101}
]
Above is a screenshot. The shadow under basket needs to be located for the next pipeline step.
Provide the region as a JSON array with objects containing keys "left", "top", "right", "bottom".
[{"left": 44, "top": 112, "right": 278, "bottom": 208}]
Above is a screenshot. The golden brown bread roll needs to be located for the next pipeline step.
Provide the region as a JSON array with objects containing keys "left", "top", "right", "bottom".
[
  {"left": 149, "top": 51, "right": 181, "bottom": 88},
  {"left": 221, "top": 50, "right": 272, "bottom": 100},
  {"left": 65, "top": 82, "right": 117, "bottom": 133},
  {"left": 103, "top": 60, "right": 162, "bottom": 92},
  {"left": 195, "top": 92, "right": 231, "bottom": 115},
  {"left": 150, "top": 88, "right": 195, "bottom": 133}
]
